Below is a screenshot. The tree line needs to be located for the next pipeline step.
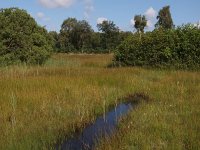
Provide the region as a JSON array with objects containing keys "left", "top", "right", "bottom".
[
  {"left": 0, "top": 6, "right": 199, "bottom": 69},
  {"left": 0, "top": 7, "right": 133, "bottom": 66},
  {"left": 50, "top": 6, "right": 175, "bottom": 53},
  {"left": 49, "top": 18, "right": 132, "bottom": 53}
]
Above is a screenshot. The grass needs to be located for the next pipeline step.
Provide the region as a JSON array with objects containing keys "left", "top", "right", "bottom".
[{"left": 0, "top": 54, "right": 199, "bottom": 149}]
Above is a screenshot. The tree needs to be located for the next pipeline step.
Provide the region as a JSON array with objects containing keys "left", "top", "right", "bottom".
[
  {"left": 59, "top": 18, "right": 78, "bottom": 52},
  {"left": 118, "top": 31, "right": 133, "bottom": 43},
  {"left": 155, "top": 6, "right": 174, "bottom": 29},
  {"left": 59, "top": 18, "right": 93, "bottom": 53},
  {"left": 0, "top": 8, "right": 52, "bottom": 65},
  {"left": 76, "top": 20, "right": 93, "bottom": 53},
  {"left": 134, "top": 15, "right": 147, "bottom": 33},
  {"left": 90, "top": 32, "right": 101, "bottom": 52},
  {"left": 49, "top": 31, "right": 59, "bottom": 51},
  {"left": 97, "top": 20, "right": 119, "bottom": 52}
]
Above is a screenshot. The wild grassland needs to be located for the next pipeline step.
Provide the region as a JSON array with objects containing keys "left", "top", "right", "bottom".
[{"left": 0, "top": 54, "right": 199, "bottom": 149}]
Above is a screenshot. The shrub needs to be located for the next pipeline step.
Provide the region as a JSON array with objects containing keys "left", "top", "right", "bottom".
[{"left": 114, "top": 25, "right": 200, "bottom": 69}]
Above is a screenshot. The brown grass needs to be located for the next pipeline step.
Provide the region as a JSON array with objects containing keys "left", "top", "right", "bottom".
[{"left": 0, "top": 54, "right": 199, "bottom": 149}]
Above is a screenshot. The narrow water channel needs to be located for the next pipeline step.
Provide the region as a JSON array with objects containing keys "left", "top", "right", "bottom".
[{"left": 56, "top": 102, "right": 134, "bottom": 150}]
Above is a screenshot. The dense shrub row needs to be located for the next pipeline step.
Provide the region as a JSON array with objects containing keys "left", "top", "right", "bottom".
[{"left": 114, "top": 25, "right": 200, "bottom": 69}]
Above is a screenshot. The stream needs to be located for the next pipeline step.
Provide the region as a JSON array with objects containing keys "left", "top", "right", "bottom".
[{"left": 56, "top": 102, "right": 134, "bottom": 150}]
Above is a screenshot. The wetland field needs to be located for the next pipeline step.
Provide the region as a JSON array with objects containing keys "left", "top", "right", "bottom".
[{"left": 0, "top": 54, "right": 199, "bottom": 149}]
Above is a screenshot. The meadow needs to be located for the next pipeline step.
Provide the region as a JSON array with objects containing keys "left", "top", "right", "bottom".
[{"left": 0, "top": 54, "right": 199, "bottom": 149}]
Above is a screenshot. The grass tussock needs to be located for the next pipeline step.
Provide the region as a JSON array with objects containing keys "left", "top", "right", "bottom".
[{"left": 0, "top": 53, "right": 199, "bottom": 149}]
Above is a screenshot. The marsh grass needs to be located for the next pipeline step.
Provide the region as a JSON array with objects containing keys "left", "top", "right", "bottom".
[
  {"left": 0, "top": 53, "right": 199, "bottom": 149},
  {"left": 97, "top": 70, "right": 200, "bottom": 150}
]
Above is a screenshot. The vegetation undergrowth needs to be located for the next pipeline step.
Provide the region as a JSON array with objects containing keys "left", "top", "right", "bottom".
[{"left": 0, "top": 54, "right": 199, "bottom": 149}]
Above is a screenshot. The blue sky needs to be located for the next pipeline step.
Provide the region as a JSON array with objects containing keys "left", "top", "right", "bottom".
[{"left": 1, "top": 0, "right": 199, "bottom": 32}]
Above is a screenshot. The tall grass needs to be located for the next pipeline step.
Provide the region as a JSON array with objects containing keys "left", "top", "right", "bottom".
[{"left": 0, "top": 54, "right": 199, "bottom": 149}]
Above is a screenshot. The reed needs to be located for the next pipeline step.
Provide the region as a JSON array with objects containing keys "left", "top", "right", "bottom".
[{"left": 0, "top": 54, "right": 199, "bottom": 149}]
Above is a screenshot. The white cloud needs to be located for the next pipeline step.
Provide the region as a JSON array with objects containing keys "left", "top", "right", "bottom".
[
  {"left": 36, "top": 12, "right": 51, "bottom": 22},
  {"left": 130, "top": 18, "right": 135, "bottom": 26},
  {"left": 147, "top": 20, "right": 153, "bottom": 27},
  {"left": 84, "top": 0, "right": 94, "bottom": 19},
  {"left": 145, "top": 7, "right": 157, "bottom": 29},
  {"left": 38, "top": 0, "right": 75, "bottom": 8},
  {"left": 37, "top": 12, "right": 45, "bottom": 19},
  {"left": 97, "top": 17, "right": 108, "bottom": 24},
  {"left": 38, "top": 0, "right": 95, "bottom": 19},
  {"left": 194, "top": 21, "right": 200, "bottom": 29},
  {"left": 44, "top": 17, "right": 51, "bottom": 21},
  {"left": 145, "top": 7, "right": 157, "bottom": 19}
]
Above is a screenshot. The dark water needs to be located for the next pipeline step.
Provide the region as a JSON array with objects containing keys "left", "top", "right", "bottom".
[{"left": 56, "top": 102, "right": 134, "bottom": 150}]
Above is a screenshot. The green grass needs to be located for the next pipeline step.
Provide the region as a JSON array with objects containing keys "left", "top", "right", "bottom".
[{"left": 0, "top": 54, "right": 199, "bottom": 149}]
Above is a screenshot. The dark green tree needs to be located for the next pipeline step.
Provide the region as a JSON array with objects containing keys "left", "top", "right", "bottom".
[
  {"left": 134, "top": 15, "right": 147, "bottom": 33},
  {"left": 90, "top": 32, "right": 101, "bottom": 52},
  {"left": 97, "top": 20, "right": 119, "bottom": 52},
  {"left": 59, "top": 18, "right": 78, "bottom": 52},
  {"left": 0, "top": 8, "right": 52, "bottom": 65},
  {"left": 118, "top": 31, "right": 133, "bottom": 42},
  {"left": 49, "top": 31, "right": 59, "bottom": 51},
  {"left": 155, "top": 6, "right": 174, "bottom": 29},
  {"left": 59, "top": 18, "right": 93, "bottom": 53},
  {"left": 76, "top": 20, "right": 93, "bottom": 53}
]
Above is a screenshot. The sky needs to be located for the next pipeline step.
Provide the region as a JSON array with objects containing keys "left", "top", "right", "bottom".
[{"left": 0, "top": 0, "right": 200, "bottom": 32}]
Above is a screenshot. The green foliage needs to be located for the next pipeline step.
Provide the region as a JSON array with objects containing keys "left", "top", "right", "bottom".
[
  {"left": 114, "top": 25, "right": 200, "bottom": 69},
  {"left": 97, "top": 20, "right": 120, "bottom": 52},
  {"left": 134, "top": 15, "right": 147, "bottom": 33},
  {"left": 56, "top": 18, "right": 124, "bottom": 53},
  {"left": 0, "top": 8, "right": 52, "bottom": 66},
  {"left": 49, "top": 31, "right": 59, "bottom": 51},
  {"left": 58, "top": 18, "right": 93, "bottom": 53},
  {"left": 155, "top": 6, "right": 174, "bottom": 29},
  {"left": 90, "top": 32, "right": 101, "bottom": 51}
]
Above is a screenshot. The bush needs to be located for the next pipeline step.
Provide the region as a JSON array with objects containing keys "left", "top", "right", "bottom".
[
  {"left": 114, "top": 25, "right": 200, "bottom": 69},
  {"left": 0, "top": 8, "right": 53, "bottom": 66}
]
